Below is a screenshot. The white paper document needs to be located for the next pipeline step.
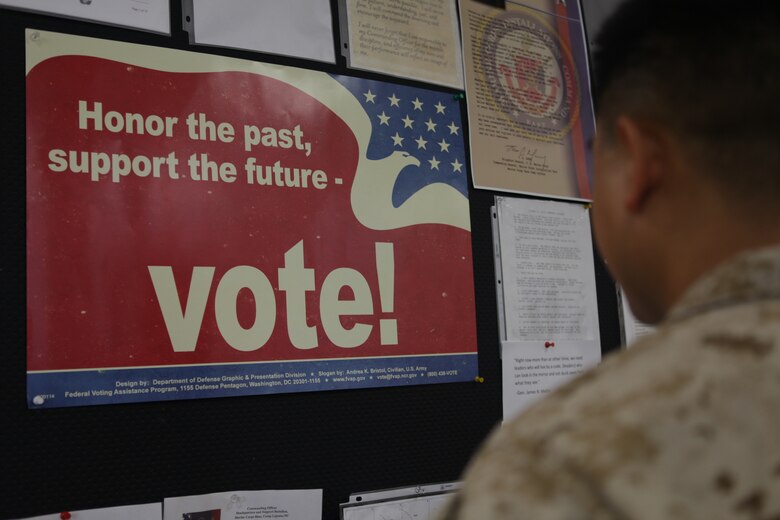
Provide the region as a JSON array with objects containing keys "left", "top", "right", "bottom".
[
  {"left": 501, "top": 340, "right": 600, "bottom": 420},
  {"left": 21, "top": 503, "right": 161, "bottom": 520},
  {"left": 187, "top": 0, "right": 335, "bottom": 63},
  {"left": 618, "top": 286, "right": 656, "bottom": 347},
  {"left": 341, "top": 482, "right": 459, "bottom": 520},
  {"left": 494, "top": 196, "right": 601, "bottom": 343},
  {"left": 0, "top": 0, "right": 170, "bottom": 34},
  {"left": 341, "top": 0, "right": 464, "bottom": 88},
  {"left": 164, "top": 490, "right": 322, "bottom": 520}
]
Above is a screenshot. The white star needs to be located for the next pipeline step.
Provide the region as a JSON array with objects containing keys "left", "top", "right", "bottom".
[
  {"left": 402, "top": 115, "right": 414, "bottom": 129},
  {"left": 451, "top": 158, "right": 463, "bottom": 172},
  {"left": 391, "top": 132, "right": 404, "bottom": 147},
  {"left": 434, "top": 101, "right": 446, "bottom": 114},
  {"left": 388, "top": 93, "right": 400, "bottom": 107},
  {"left": 363, "top": 90, "right": 376, "bottom": 103},
  {"left": 438, "top": 139, "right": 450, "bottom": 152},
  {"left": 425, "top": 118, "right": 438, "bottom": 132},
  {"left": 428, "top": 156, "right": 441, "bottom": 170},
  {"left": 448, "top": 121, "right": 460, "bottom": 135},
  {"left": 412, "top": 97, "right": 424, "bottom": 111},
  {"left": 415, "top": 136, "right": 428, "bottom": 150},
  {"left": 377, "top": 111, "right": 390, "bottom": 125}
]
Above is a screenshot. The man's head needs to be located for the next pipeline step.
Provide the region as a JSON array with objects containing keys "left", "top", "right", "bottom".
[{"left": 590, "top": 0, "right": 780, "bottom": 323}]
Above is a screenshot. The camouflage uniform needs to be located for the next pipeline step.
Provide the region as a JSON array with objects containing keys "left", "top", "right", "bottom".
[{"left": 439, "top": 245, "right": 780, "bottom": 519}]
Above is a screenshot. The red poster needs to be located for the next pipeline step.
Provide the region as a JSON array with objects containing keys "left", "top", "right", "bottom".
[{"left": 26, "top": 30, "right": 477, "bottom": 407}]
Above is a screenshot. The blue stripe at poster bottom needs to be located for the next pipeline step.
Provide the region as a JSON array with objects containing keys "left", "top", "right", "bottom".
[{"left": 27, "top": 354, "right": 478, "bottom": 408}]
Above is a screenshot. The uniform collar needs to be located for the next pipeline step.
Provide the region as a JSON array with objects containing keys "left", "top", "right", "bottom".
[{"left": 667, "top": 243, "right": 780, "bottom": 323}]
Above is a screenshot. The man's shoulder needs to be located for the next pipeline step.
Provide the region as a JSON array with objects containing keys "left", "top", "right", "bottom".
[{"left": 453, "top": 298, "right": 780, "bottom": 519}]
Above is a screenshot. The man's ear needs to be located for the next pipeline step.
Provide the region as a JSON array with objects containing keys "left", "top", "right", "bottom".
[{"left": 614, "top": 116, "right": 667, "bottom": 213}]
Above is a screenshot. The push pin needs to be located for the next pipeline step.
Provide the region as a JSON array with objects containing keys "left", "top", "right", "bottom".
[
  {"left": 60, "top": 512, "right": 71, "bottom": 520},
  {"left": 33, "top": 395, "right": 45, "bottom": 406},
  {"left": 453, "top": 92, "right": 465, "bottom": 100},
  {"left": 474, "top": 376, "right": 485, "bottom": 383},
  {"left": 545, "top": 341, "right": 555, "bottom": 349}
]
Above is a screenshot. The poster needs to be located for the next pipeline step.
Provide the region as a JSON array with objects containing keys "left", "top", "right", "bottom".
[
  {"left": 20, "top": 503, "right": 161, "bottom": 520},
  {"left": 187, "top": 0, "right": 335, "bottom": 63},
  {"left": 164, "top": 490, "right": 321, "bottom": 520},
  {"left": 341, "top": 0, "right": 464, "bottom": 89},
  {"left": 460, "top": 0, "right": 595, "bottom": 200},
  {"left": 0, "top": 0, "right": 169, "bottom": 34},
  {"left": 26, "top": 29, "right": 477, "bottom": 408}
]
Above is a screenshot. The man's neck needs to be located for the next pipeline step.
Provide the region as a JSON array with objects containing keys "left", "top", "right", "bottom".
[{"left": 657, "top": 208, "right": 780, "bottom": 319}]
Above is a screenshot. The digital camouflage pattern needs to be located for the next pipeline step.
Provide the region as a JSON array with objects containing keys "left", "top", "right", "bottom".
[{"left": 440, "top": 245, "right": 780, "bottom": 519}]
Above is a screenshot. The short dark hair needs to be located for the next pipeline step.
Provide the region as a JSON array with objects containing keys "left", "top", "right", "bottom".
[{"left": 593, "top": 0, "right": 780, "bottom": 201}]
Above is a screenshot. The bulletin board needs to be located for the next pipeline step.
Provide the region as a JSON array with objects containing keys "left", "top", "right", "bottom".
[{"left": 0, "top": 2, "right": 621, "bottom": 519}]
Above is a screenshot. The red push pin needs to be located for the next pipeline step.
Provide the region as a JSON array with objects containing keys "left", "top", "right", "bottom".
[
  {"left": 545, "top": 341, "right": 555, "bottom": 349},
  {"left": 60, "top": 513, "right": 71, "bottom": 520}
]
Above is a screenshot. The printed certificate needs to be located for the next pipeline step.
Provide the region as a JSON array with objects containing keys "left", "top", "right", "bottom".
[{"left": 460, "top": 0, "right": 595, "bottom": 200}]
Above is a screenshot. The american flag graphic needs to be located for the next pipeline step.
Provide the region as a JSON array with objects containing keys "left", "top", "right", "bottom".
[{"left": 340, "top": 78, "right": 469, "bottom": 207}]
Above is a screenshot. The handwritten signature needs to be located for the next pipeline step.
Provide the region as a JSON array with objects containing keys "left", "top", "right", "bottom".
[{"left": 506, "top": 145, "right": 548, "bottom": 167}]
